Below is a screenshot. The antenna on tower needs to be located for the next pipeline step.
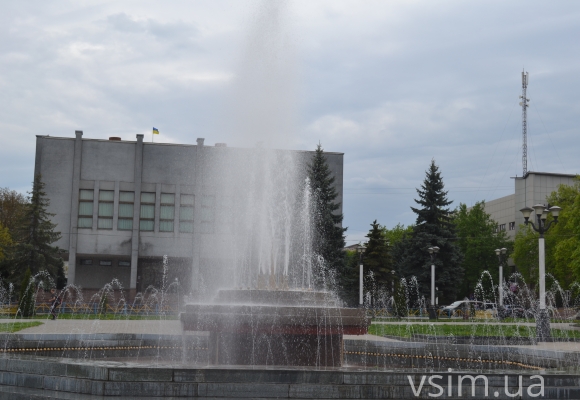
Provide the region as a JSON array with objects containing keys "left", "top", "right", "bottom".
[{"left": 519, "top": 70, "right": 529, "bottom": 176}]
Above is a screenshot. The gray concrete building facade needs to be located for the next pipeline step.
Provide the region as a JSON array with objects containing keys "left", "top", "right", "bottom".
[
  {"left": 34, "top": 132, "right": 344, "bottom": 296},
  {"left": 483, "top": 172, "right": 577, "bottom": 241}
]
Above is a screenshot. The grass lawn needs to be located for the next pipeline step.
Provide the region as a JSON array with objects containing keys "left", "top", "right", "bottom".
[
  {"left": 0, "top": 321, "right": 43, "bottom": 333},
  {"left": 373, "top": 317, "right": 577, "bottom": 324},
  {"left": 368, "top": 323, "right": 580, "bottom": 339}
]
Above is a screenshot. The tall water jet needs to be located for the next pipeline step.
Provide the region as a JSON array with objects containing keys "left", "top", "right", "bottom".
[{"left": 180, "top": 2, "right": 368, "bottom": 366}]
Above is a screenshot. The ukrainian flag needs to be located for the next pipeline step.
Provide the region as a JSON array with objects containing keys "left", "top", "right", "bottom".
[{"left": 152, "top": 127, "right": 159, "bottom": 135}]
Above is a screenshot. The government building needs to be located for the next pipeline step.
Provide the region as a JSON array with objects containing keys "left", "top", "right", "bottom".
[{"left": 34, "top": 131, "right": 344, "bottom": 297}]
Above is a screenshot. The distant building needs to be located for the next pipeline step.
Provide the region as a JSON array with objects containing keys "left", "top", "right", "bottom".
[
  {"left": 483, "top": 172, "right": 577, "bottom": 240},
  {"left": 34, "top": 132, "right": 344, "bottom": 297}
]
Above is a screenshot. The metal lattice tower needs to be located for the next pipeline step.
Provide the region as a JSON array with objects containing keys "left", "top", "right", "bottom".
[{"left": 520, "top": 70, "right": 529, "bottom": 176}]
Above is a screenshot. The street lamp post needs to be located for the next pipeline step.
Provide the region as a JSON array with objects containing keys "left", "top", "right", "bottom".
[
  {"left": 495, "top": 247, "right": 508, "bottom": 307},
  {"left": 427, "top": 246, "right": 440, "bottom": 319},
  {"left": 356, "top": 245, "right": 365, "bottom": 307},
  {"left": 391, "top": 270, "right": 395, "bottom": 295},
  {"left": 520, "top": 204, "right": 561, "bottom": 341}
]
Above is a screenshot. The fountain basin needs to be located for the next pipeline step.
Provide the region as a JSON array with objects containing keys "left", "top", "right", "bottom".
[
  {"left": 180, "top": 289, "right": 369, "bottom": 367},
  {"left": 0, "top": 354, "right": 578, "bottom": 399}
]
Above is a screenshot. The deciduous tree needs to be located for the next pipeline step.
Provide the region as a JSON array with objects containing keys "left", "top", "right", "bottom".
[
  {"left": 0, "top": 223, "right": 12, "bottom": 262},
  {"left": 0, "top": 187, "right": 27, "bottom": 234},
  {"left": 454, "top": 202, "right": 511, "bottom": 297},
  {"left": 513, "top": 178, "right": 580, "bottom": 288}
]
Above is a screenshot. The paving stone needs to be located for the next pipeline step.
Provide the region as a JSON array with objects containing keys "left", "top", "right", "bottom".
[
  {"left": 199, "top": 382, "right": 290, "bottom": 398},
  {"left": 43, "top": 375, "right": 104, "bottom": 396},
  {"left": 104, "top": 381, "right": 197, "bottom": 397},
  {"left": 108, "top": 367, "right": 173, "bottom": 382}
]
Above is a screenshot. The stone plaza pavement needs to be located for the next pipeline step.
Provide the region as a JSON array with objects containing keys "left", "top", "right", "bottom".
[{"left": 2, "top": 318, "right": 579, "bottom": 353}]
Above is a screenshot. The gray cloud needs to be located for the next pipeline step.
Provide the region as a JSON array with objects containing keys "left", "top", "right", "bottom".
[{"left": 1, "top": 0, "right": 579, "bottom": 243}]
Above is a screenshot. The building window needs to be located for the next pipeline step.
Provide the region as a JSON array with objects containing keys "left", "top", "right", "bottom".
[
  {"left": 179, "top": 194, "right": 194, "bottom": 233},
  {"left": 499, "top": 223, "right": 506, "bottom": 231},
  {"left": 118, "top": 260, "right": 131, "bottom": 267},
  {"left": 159, "top": 193, "right": 175, "bottom": 232},
  {"left": 201, "top": 195, "right": 215, "bottom": 222},
  {"left": 79, "top": 259, "right": 93, "bottom": 265},
  {"left": 216, "top": 196, "right": 233, "bottom": 233},
  {"left": 509, "top": 222, "right": 515, "bottom": 231},
  {"left": 140, "top": 192, "right": 155, "bottom": 231},
  {"left": 78, "top": 189, "right": 94, "bottom": 228},
  {"left": 97, "top": 190, "right": 114, "bottom": 229},
  {"left": 99, "top": 260, "right": 113, "bottom": 266},
  {"left": 118, "top": 191, "right": 134, "bottom": 230}
]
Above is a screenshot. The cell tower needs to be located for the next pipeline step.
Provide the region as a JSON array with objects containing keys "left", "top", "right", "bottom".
[{"left": 520, "top": 70, "right": 530, "bottom": 176}]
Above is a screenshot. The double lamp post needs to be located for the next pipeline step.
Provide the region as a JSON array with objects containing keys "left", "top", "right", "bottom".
[
  {"left": 519, "top": 203, "right": 560, "bottom": 341},
  {"left": 427, "top": 246, "right": 440, "bottom": 319},
  {"left": 495, "top": 247, "right": 507, "bottom": 308},
  {"left": 356, "top": 244, "right": 396, "bottom": 308}
]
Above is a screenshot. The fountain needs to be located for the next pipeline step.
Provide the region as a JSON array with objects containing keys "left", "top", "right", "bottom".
[
  {"left": 0, "top": 2, "right": 580, "bottom": 398},
  {"left": 181, "top": 288, "right": 368, "bottom": 367}
]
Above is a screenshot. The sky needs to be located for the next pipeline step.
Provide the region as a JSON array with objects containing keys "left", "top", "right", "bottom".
[{"left": 1, "top": 1, "right": 579, "bottom": 244}]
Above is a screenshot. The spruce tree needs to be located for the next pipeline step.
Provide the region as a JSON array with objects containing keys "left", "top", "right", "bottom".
[
  {"left": 11, "top": 174, "right": 64, "bottom": 284},
  {"left": 392, "top": 160, "right": 463, "bottom": 304},
  {"left": 18, "top": 268, "right": 35, "bottom": 318},
  {"left": 308, "top": 143, "right": 346, "bottom": 285},
  {"left": 339, "top": 250, "right": 362, "bottom": 307},
  {"left": 363, "top": 220, "right": 392, "bottom": 307}
]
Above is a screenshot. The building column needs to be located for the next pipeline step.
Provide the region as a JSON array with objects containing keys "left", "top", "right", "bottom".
[
  {"left": 190, "top": 138, "right": 205, "bottom": 298},
  {"left": 67, "top": 130, "right": 83, "bottom": 285},
  {"left": 130, "top": 134, "right": 144, "bottom": 295}
]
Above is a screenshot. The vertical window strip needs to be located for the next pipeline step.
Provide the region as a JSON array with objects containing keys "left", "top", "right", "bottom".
[
  {"left": 139, "top": 192, "right": 155, "bottom": 231},
  {"left": 201, "top": 195, "right": 215, "bottom": 223},
  {"left": 118, "top": 191, "right": 134, "bottom": 231},
  {"left": 98, "top": 202, "right": 114, "bottom": 217},
  {"left": 181, "top": 194, "right": 194, "bottom": 206},
  {"left": 159, "top": 193, "right": 175, "bottom": 232},
  {"left": 78, "top": 217, "right": 93, "bottom": 228},
  {"left": 78, "top": 189, "right": 94, "bottom": 228},
  {"left": 160, "top": 205, "right": 174, "bottom": 220},
  {"left": 159, "top": 220, "right": 174, "bottom": 232},
  {"left": 179, "top": 194, "right": 194, "bottom": 233},
  {"left": 118, "top": 218, "right": 133, "bottom": 230},
  {"left": 97, "top": 190, "right": 114, "bottom": 230},
  {"left": 179, "top": 221, "right": 193, "bottom": 233},
  {"left": 161, "top": 193, "right": 175, "bottom": 204},
  {"left": 141, "top": 192, "right": 155, "bottom": 203},
  {"left": 99, "top": 190, "right": 114, "bottom": 201},
  {"left": 78, "top": 202, "right": 93, "bottom": 216},
  {"left": 120, "top": 191, "right": 135, "bottom": 202},
  {"left": 79, "top": 189, "right": 94, "bottom": 200},
  {"left": 140, "top": 220, "right": 154, "bottom": 231}
]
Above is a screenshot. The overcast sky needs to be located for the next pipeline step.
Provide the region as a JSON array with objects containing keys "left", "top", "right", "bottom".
[{"left": 1, "top": 1, "right": 579, "bottom": 244}]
